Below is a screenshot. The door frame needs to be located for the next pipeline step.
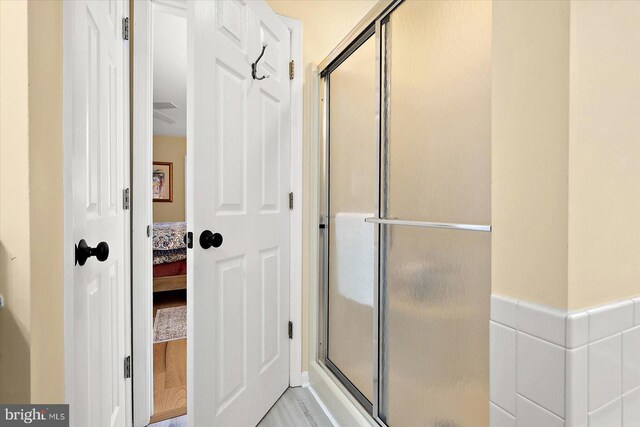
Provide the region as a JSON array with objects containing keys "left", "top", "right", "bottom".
[
  {"left": 280, "top": 14, "right": 304, "bottom": 389},
  {"left": 62, "top": 0, "right": 133, "bottom": 425},
  {"left": 130, "top": 2, "right": 304, "bottom": 425},
  {"left": 131, "top": 0, "right": 157, "bottom": 425}
]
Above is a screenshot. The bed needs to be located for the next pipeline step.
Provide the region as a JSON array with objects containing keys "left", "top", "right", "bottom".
[{"left": 153, "top": 222, "right": 187, "bottom": 292}]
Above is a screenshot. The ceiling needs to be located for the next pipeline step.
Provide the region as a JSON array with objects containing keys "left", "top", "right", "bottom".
[{"left": 153, "top": 2, "right": 187, "bottom": 137}]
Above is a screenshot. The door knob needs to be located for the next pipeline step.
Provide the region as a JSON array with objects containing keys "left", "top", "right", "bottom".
[
  {"left": 75, "top": 239, "right": 110, "bottom": 266},
  {"left": 199, "top": 230, "right": 223, "bottom": 249}
]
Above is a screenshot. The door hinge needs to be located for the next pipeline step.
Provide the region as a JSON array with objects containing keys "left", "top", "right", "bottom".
[
  {"left": 288, "top": 321, "right": 293, "bottom": 339},
  {"left": 122, "top": 17, "right": 129, "bottom": 41},
  {"left": 124, "top": 355, "right": 131, "bottom": 379},
  {"left": 147, "top": 225, "right": 151, "bottom": 238},
  {"left": 185, "top": 231, "right": 194, "bottom": 249},
  {"left": 289, "top": 60, "right": 294, "bottom": 80},
  {"left": 123, "top": 188, "right": 130, "bottom": 210},
  {"left": 289, "top": 192, "right": 294, "bottom": 210}
]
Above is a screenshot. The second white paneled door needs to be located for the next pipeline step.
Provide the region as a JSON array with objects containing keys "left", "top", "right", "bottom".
[
  {"left": 187, "top": 1, "right": 291, "bottom": 426},
  {"left": 67, "top": 0, "right": 130, "bottom": 426}
]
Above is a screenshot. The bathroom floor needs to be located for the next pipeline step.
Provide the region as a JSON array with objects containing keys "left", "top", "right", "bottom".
[{"left": 148, "top": 386, "right": 333, "bottom": 427}]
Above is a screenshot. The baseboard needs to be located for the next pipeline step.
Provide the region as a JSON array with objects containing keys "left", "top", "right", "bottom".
[{"left": 300, "top": 371, "right": 310, "bottom": 388}]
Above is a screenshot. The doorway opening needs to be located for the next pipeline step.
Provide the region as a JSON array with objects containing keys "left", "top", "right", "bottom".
[
  {"left": 132, "top": 2, "right": 304, "bottom": 426},
  {"left": 148, "top": 1, "right": 188, "bottom": 423}
]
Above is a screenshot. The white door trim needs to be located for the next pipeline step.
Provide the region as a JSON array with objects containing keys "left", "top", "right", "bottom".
[
  {"left": 132, "top": 0, "right": 154, "bottom": 425},
  {"left": 130, "top": 4, "right": 304, "bottom": 424},
  {"left": 279, "top": 14, "right": 304, "bottom": 388},
  {"left": 63, "top": 1, "right": 132, "bottom": 425}
]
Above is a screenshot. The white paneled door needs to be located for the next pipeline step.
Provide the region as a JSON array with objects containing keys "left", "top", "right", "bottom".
[
  {"left": 68, "top": 0, "right": 129, "bottom": 426},
  {"left": 188, "top": 0, "right": 291, "bottom": 426}
]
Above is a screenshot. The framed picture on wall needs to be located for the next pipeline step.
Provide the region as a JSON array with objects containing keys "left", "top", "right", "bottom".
[{"left": 153, "top": 162, "right": 173, "bottom": 202}]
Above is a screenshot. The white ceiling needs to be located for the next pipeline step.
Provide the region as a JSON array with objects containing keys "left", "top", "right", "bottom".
[{"left": 153, "top": 2, "right": 187, "bottom": 137}]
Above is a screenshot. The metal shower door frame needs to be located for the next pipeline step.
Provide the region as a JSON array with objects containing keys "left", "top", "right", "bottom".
[
  {"left": 317, "top": 2, "right": 401, "bottom": 426},
  {"left": 319, "top": 0, "right": 493, "bottom": 424}
]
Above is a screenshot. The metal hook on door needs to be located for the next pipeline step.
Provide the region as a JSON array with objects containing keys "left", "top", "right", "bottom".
[{"left": 251, "top": 44, "right": 270, "bottom": 80}]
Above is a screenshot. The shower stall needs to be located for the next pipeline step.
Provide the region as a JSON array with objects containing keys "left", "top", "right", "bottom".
[{"left": 318, "top": 1, "right": 492, "bottom": 425}]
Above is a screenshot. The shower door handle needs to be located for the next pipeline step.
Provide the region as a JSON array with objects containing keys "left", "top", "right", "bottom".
[{"left": 364, "top": 217, "right": 491, "bottom": 232}]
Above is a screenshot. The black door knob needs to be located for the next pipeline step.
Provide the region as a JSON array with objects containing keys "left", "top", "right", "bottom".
[
  {"left": 199, "top": 230, "right": 223, "bottom": 249},
  {"left": 75, "top": 239, "right": 109, "bottom": 266}
]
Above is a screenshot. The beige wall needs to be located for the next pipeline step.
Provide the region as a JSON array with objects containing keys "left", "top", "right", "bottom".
[
  {"left": 0, "top": 0, "right": 64, "bottom": 403},
  {"left": 153, "top": 135, "right": 186, "bottom": 223},
  {"left": 28, "top": 0, "right": 64, "bottom": 403},
  {"left": 0, "top": 0, "right": 32, "bottom": 403},
  {"left": 567, "top": 1, "right": 640, "bottom": 310},
  {"left": 266, "top": 0, "right": 378, "bottom": 371},
  {"left": 29, "top": 1, "right": 64, "bottom": 403},
  {"left": 493, "top": 0, "right": 640, "bottom": 311},
  {"left": 492, "top": 0, "right": 571, "bottom": 309}
]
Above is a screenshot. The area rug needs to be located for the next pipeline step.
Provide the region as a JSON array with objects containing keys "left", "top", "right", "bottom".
[{"left": 154, "top": 306, "right": 187, "bottom": 343}]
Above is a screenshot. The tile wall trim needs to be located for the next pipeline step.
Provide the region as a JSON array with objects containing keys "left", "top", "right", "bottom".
[{"left": 490, "top": 294, "right": 640, "bottom": 427}]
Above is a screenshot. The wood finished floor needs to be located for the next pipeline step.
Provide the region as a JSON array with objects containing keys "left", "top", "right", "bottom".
[
  {"left": 148, "top": 386, "right": 334, "bottom": 427},
  {"left": 151, "top": 290, "right": 187, "bottom": 424}
]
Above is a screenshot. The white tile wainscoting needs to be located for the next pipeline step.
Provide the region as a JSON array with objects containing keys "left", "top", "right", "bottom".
[{"left": 490, "top": 295, "right": 640, "bottom": 427}]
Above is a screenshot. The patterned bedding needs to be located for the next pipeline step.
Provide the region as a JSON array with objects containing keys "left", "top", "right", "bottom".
[
  {"left": 153, "top": 248, "right": 186, "bottom": 265},
  {"left": 153, "top": 222, "right": 187, "bottom": 265}
]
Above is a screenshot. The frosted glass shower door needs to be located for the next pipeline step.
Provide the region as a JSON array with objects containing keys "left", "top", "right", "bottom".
[
  {"left": 377, "top": 1, "right": 492, "bottom": 426},
  {"left": 326, "top": 35, "right": 377, "bottom": 406}
]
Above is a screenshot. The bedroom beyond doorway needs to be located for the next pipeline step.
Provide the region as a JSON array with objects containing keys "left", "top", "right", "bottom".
[{"left": 149, "top": 1, "right": 187, "bottom": 422}]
